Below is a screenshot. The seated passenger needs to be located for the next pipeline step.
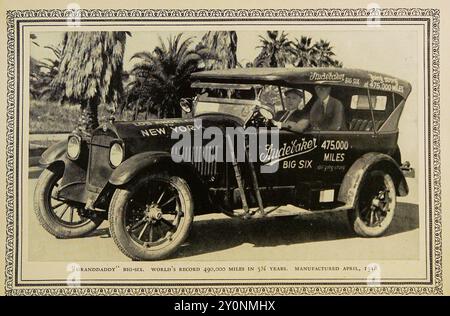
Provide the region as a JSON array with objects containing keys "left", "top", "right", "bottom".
[
  {"left": 309, "top": 85, "right": 346, "bottom": 131},
  {"left": 272, "top": 88, "right": 309, "bottom": 132}
]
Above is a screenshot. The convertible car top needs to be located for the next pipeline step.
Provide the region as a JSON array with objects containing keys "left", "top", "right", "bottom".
[{"left": 191, "top": 67, "right": 412, "bottom": 99}]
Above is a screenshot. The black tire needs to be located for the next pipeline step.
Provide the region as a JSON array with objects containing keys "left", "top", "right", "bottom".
[
  {"left": 348, "top": 169, "right": 396, "bottom": 237},
  {"left": 33, "top": 166, "right": 103, "bottom": 239},
  {"left": 108, "top": 173, "right": 194, "bottom": 261}
]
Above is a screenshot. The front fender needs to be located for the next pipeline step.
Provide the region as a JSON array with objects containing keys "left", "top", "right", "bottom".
[
  {"left": 109, "top": 151, "right": 173, "bottom": 186},
  {"left": 39, "top": 140, "right": 67, "bottom": 166},
  {"left": 338, "top": 152, "right": 409, "bottom": 208}
]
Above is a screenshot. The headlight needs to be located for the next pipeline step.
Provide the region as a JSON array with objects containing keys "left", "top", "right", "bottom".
[
  {"left": 67, "top": 135, "right": 81, "bottom": 160},
  {"left": 109, "top": 142, "right": 124, "bottom": 167}
]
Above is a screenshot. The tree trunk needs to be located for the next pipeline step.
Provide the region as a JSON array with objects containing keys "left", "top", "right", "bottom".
[{"left": 79, "top": 98, "right": 99, "bottom": 134}]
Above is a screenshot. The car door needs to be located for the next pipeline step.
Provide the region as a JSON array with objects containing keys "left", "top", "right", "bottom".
[
  {"left": 256, "top": 128, "right": 321, "bottom": 187},
  {"left": 315, "top": 92, "right": 397, "bottom": 183}
]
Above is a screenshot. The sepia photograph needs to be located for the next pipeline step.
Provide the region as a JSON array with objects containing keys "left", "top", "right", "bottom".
[
  {"left": 0, "top": 0, "right": 446, "bottom": 297},
  {"left": 28, "top": 29, "right": 420, "bottom": 263}
]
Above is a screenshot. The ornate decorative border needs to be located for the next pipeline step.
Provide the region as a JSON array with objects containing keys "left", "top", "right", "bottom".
[
  {"left": 3, "top": 7, "right": 441, "bottom": 18},
  {"left": 4, "top": 8, "right": 441, "bottom": 295}
]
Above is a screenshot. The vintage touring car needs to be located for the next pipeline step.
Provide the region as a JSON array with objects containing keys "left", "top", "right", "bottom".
[{"left": 34, "top": 67, "right": 414, "bottom": 260}]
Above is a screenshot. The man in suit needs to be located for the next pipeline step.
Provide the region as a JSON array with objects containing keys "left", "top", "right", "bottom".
[
  {"left": 272, "top": 88, "right": 309, "bottom": 132},
  {"left": 309, "top": 85, "right": 346, "bottom": 131}
]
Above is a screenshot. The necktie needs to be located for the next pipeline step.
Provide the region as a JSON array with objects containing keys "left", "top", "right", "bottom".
[{"left": 317, "top": 100, "right": 325, "bottom": 129}]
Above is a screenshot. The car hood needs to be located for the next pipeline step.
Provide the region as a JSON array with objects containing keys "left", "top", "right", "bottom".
[
  {"left": 94, "top": 116, "right": 244, "bottom": 157},
  {"left": 90, "top": 118, "right": 203, "bottom": 157}
]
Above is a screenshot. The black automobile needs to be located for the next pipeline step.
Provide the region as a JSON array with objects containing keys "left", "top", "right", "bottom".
[{"left": 34, "top": 67, "right": 414, "bottom": 260}]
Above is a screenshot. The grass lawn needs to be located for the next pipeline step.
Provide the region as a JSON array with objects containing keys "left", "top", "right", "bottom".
[
  {"left": 30, "top": 99, "right": 114, "bottom": 134},
  {"left": 29, "top": 98, "right": 170, "bottom": 134}
]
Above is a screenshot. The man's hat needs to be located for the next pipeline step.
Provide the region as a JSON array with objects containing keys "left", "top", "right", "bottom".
[{"left": 284, "top": 88, "right": 304, "bottom": 97}]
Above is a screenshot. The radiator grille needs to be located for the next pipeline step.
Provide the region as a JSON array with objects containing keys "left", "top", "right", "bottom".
[
  {"left": 191, "top": 145, "right": 218, "bottom": 177},
  {"left": 87, "top": 133, "right": 115, "bottom": 189}
]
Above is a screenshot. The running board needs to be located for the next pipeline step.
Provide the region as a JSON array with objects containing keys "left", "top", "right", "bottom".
[{"left": 231, "top": 204, "right": 352, "bottom": 219}]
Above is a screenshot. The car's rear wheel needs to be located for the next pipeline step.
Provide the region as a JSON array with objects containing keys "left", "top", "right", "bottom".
[
  {"left": 34, "top": 166, "right": 103, "bottom": 238},
  {"left": 108, "top": 173, "right": 194, "bottom": 261},
  {"left": 348, "top": 169, "right": 396, "bottom": 237}
]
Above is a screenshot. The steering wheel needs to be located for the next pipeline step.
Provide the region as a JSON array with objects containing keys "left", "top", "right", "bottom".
[{"left": 244, "top": 104, "right": 275, "bottom": 128}]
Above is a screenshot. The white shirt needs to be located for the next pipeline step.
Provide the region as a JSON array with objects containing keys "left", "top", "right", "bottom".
[{"left": 322, "top": 95, "right": 330, "bottom": 113}]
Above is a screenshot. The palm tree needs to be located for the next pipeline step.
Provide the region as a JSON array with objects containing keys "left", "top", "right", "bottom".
[
  {"left": 252, "top": 49, "right": 271, "bottom": 68},
  {"left": 30, "top": 45, "right": 63, "bottom": 101},
  {"left": 52, "top": 32, "right": 128, "bottom": 133},
  {"left": 127, "top": 33, "right": 211, "bottom": 118},
  {"left": 332, "top": 59, "right": 344, "bottom": 68},
  {"left": 196, "top": 31, "right": 237, "bottom": 70},
  {"left": 30, "top": 57, "right": 43, "bottom": 99},
  {"left": 255, "top": 31, "right": 294, "bottom": 67},
  {"left": 30, "top": 33, "right": 40, "bottom": 47},
  {"left": 291, "top": 36, "right": 319, "bottom": 67},
  {"left": 314, "top": 39, "right": 336, "bottom": 67}
]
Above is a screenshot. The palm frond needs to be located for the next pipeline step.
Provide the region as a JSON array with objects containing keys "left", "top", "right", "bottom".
[{"left": 130, "top": 51, "right": 153, "bottom": 62}]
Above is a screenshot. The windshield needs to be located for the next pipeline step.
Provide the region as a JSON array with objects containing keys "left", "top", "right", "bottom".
[
  {"left": 193, "top": 84, "right": 311, "bottom": 121},
  {"left": 194, "top": 96, "right": 258, "bottom": 122}
]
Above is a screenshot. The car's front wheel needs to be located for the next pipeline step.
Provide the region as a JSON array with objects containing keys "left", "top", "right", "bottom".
[
  {"left": 108, "top": 173, "right": 194, "bottom": 261},
  {"left": 348, "top": 169, "right": 396, "bottom": 237},
  {"left": 34, "top": 166, "right": 103, "bottom": 238}
]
